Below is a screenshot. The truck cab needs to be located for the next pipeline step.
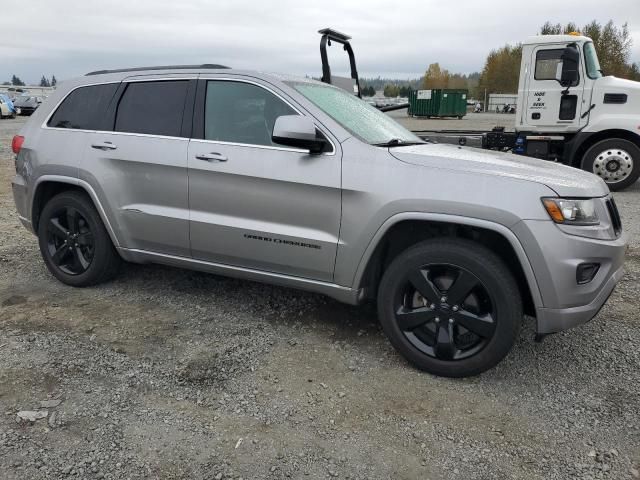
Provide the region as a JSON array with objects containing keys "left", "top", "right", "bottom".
[{"left": 509, "top": 34, "right": 640, "bottom": 190}]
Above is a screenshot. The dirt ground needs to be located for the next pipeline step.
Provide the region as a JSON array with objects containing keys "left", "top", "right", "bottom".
[{"left": 1, "top": 116, "right": 639, "bottom": 480}]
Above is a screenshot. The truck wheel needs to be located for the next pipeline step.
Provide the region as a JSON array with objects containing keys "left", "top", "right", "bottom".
[
  {"left": 377, "top": 238, "right": 522, "bottom": 377},
  {"left": 37, "top": 191, "right": 121, "bottom": 287},
  {"left": 582, "top": 139, "right": 640, "bottom": 191}
]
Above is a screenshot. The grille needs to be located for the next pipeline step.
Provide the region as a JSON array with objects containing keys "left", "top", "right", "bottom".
[{"left": 605, "top": 198, "right": 622, "bottom": 236}]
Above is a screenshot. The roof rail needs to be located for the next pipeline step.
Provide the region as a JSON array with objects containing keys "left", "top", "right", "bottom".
[{"left": 85, "top": 64, "right": 230, "bottom": 76}]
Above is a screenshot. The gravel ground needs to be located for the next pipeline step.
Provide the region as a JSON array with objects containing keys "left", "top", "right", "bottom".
[{"left": 1, "top": 116, "right": 639, "bottom": 480}]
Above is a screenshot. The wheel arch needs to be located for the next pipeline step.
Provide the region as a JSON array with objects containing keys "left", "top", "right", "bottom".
[
  {"left": 31, "top": 175, "right": 121, "bottom": 247},
  {"left": 353, "top": 213, "right": 543, "bottom": 317},
  {"left": 570, "top": 129, "right": 640, "bottom": 168}
]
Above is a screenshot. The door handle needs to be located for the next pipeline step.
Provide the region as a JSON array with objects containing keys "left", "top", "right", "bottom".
[
  {"left": 91, "top": 141, "right": 117, "bottom": 151},
  {"left": 195, "top": 152, "right": 228, "bottom": 162}
]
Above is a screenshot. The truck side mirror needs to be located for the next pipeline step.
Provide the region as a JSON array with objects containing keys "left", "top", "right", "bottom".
[{"left": 560, "top": 44, "right": 580, "bottom": 87}]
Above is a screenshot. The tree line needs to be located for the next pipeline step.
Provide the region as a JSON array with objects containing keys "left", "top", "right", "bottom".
[
  {"left": 361, "top": 19, "right": 639, "bottom": 99},
  {"left": 2, "top": 74, "right": 57, "bottom": 87}
]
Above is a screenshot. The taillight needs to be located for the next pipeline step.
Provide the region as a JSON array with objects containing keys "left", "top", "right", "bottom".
[{"left": 11, "top": 135, "right": 24, "bottom": 154}]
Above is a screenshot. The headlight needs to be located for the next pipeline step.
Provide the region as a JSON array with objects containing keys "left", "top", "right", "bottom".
[{"left": 542, "top": 198, "right": 599, "bottom": 225}]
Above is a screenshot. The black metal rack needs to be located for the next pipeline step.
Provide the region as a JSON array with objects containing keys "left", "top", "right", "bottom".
[{"left": 318, "top": 28, "right": 361, "bottom": 98}]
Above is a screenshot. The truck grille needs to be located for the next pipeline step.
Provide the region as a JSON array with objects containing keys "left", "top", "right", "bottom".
[{"left": 605, "top": 198, "right": 622, "bottom": 236}]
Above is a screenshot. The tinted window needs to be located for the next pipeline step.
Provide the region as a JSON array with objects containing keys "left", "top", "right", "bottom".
[
  {"left": 47, "top": 83, "right": 118, "bottom": 130},
  {"left": 115, "top": 81, "right": 188, "bottom": 137},
  {"left": 535, "top": 49, "right": 564, "bottom": 80},
  {"left": 204, "top": 81, "right": 297, "bottom": 146}
]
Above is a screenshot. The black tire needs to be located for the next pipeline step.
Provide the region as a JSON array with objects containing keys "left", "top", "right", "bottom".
[
  {"left": 582, "top": 138, "right": 640, "bottom": 191},
  {"left": 377, "top": 238, "right": 522, "bottom": 377},
  {"left": 38, "top": 191, "right": 121, "bottom": 287}
]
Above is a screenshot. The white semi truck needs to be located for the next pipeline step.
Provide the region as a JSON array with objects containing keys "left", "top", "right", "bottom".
[{"left": 319, "top": 29, "right": 640, "bottom": 191}]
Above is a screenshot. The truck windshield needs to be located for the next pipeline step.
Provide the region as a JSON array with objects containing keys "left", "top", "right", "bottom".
[
  {"left": 584, "top": 42, "right": 602, "bottom": 79},
  {"left": 287, "top": 81, "right": 422, "bottom": 146}
]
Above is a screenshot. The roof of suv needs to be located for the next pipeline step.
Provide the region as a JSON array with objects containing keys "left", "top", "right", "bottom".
[{"left": 85, "top": 64, "right": 230, "bottom": 76}]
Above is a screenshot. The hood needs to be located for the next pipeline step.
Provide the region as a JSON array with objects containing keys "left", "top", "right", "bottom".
[
  {"left": 592, "top": 75, "right": 640, "bottom": 112},
  {"left": 594, "top": 75, "right": 640, "bottom": 92},
  {"left": 389, "top": 143, "right": 608, "bottom": 198}
]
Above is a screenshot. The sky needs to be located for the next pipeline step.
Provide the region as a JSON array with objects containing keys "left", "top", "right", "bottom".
[{"left": 1, "top": 0, "right": 639, "bottom": 84}]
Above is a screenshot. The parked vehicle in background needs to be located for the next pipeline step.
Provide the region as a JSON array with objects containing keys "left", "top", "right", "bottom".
[
  {"left": 10, "top": 62, "right": 626, "bottom": 378},
  {"left": 0, "top": 94, "right": 16, "bottom": 118},
  {"left": 13, "top": 95, "right": 44, "bottom": 115}
]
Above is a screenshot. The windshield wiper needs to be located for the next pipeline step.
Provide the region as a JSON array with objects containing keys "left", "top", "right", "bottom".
[{"left": 373, "top": 138, "right": 425, "bottom": 147}]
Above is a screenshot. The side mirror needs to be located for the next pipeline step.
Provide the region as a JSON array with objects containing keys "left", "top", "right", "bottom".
[
  {"left": 272, "top": 115, "right": 326, "bottom": 154},
  {"left": 560, "top": 44, "right": 580, "bottom": 87}
]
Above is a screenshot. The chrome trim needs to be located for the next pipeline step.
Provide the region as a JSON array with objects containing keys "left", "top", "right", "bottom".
[
  {"left": 33, "top": 175, "right": 121, "bottom": 247},
  {"left": 39, "top": 75, "right": 337, "bottom": 155},
  {"left": 119, "top": 247, "right": 359, "bottom": 304},
  {"left": 189, "top": 138, "right": 310, "bottom": 154}
]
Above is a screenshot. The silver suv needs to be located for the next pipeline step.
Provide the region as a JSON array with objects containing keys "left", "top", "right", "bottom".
[{"left": 11, "top": 65, "right": 627, "bottom": 377}]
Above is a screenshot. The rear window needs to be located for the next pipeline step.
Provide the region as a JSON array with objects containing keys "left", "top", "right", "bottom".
[
  {"left": 114, "top": 81, "right": 188, "bottom": 137},
  {"left": 47, "top": 84, "right": 118, "bottom": 130}
]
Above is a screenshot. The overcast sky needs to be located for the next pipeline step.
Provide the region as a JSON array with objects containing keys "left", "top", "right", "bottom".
[{"left": 2, "top": 0, "right": 639, "bottom": 84}]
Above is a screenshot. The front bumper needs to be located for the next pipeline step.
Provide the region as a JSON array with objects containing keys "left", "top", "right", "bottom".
[
  {"left": 536, "top": 264, "right": 623, "bottom": 333},
  {"left": 514, "top": 219, "right": 627, "bottom": 334}
]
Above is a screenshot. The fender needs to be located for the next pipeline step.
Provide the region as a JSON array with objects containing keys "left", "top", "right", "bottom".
[
  {"left": 33, "top": 175, "right": 121, "bottom": 247},
  {"left": 351, "top": 212, "right": 544, "bottom": 310}
]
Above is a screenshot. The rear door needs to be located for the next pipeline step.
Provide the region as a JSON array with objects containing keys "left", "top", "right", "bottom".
[
  {"left": 187, "top": 77, "right": 342, "bottom": 281},
  {"left": 81, "top": 76, "right": 195, "bottom": 256},
  {"left": 525, "top": 45, "right": 586, "bottom": 130}
]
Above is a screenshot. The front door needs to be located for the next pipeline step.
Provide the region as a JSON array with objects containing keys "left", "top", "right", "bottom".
[
  {"left": 188, "top": 78, "right": 342, "bottom": 282},
  {"left": 525, "top": 45, "right": 586, "bottom": 130}
]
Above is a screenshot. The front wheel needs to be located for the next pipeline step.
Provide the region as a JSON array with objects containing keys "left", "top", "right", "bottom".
[
  {"left": 377, "top": 239, "right": 522, "bottom": 377},
  {"left": 582, "top": 138, "right": 640, "bottom": 191}
]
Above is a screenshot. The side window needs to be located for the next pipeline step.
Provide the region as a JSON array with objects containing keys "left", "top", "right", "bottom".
[
  {"left": 47, "top": 83, "right": 118, "bottom": 130},
  {"left": 535, "top": 49, "right": 565, "bottom": 81},
  {"left": 204, "top": 81, "right": 297, "bottom": 147},
  {"left": 115, "top": 81, "right": 188, "bottom": 137}
]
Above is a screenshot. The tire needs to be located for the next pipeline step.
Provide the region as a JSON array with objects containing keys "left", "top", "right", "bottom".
[
  {"left": 582, "top": 138, "right": 640, "bottom": 191},
  {"left": 37, "top": 191, "right": 121, "bottom": 287},
  {"left": 377, "top": 238, "right": 522, "bottom": 377}
]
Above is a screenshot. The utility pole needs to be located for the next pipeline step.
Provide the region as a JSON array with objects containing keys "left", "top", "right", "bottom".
[{"left": 483, "top": 89, "right": 487, "bottom": 113}]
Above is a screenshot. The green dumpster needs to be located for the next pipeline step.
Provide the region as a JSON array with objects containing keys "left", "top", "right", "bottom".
[{"left": 408, "top": 89, "right": 468, "bottom": 118}]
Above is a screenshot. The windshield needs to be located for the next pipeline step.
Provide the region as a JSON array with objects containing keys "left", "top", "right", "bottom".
[
  {"left": 287, "top": 81, "right": 422, "bottom": 145},
  {"left": 584, "top": 42, "right": 602, "bottom": 79}
]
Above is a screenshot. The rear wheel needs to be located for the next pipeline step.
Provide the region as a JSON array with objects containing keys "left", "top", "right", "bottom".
[
  {"left": 377, "top": 239, "right": 522, "bottom": 377},
  {"left": 582, "top": 138, "right": 640, "bottom": 191},
  {"left": 38, "top": 191, "right": 121, "bottom": 287}
]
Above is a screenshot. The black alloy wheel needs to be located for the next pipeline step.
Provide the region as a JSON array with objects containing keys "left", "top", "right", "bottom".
[
  {"left": 377, "top": 239, "right": 522, "bottom": 377},
  {"left": 45, "top": 206, "right": 95, "bottom": 275},
  {"left": 38, "top": 191, "right": 121, "bottom": 287},
  {"left": 396, "top": 263, "right": 496, "bottom": 361}
]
